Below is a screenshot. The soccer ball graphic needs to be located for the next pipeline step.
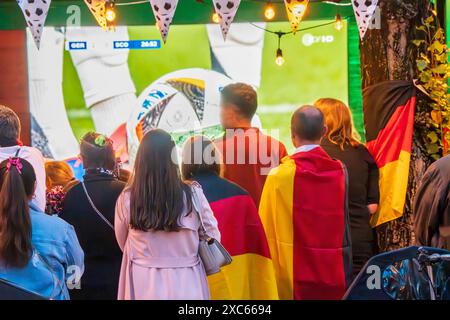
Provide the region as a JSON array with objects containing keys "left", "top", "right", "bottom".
[{"left": 126, "top": 68, "right": 233, "bottom": 164}]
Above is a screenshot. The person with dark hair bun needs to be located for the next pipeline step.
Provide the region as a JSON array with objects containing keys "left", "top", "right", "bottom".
[
  {"left": 61, "top": 132, "right": 125, "bottom": 300},
  {"left": 0, "top": 157, "right": 84, "bottom": 300}
]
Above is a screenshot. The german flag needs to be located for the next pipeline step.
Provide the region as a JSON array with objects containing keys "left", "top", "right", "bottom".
[
  {"left": 259, "top": 148, "right": 352, "bottom": 300},
  {"left": 194, "top": 173, "right": 279, "bottom": 300},
  {"left": 363, "top": 80, "right": 416, "bottom": 227}
]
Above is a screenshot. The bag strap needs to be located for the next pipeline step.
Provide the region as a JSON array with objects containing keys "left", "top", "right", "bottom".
[
  {"left": 81, "top": 181, "right": 114, "bottom": 230},
  {"left": 190, "top": 183, "right": 209, "bottom": 240},
  {"left": 33, "top": 247, "right": 66, "bottom": 300}
]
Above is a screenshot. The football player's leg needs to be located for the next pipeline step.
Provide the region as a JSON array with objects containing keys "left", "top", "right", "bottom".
[
  {"left": 67, "top": 26, "right": 137, "bottom": 136},
  {"left": 207, "top": 23, "right": 264, "bottom": 128},
  {"left": 27, "top": 27, "right": 79, "bottom": 159},
  {"left": 207, "top": 22, "right": 266, "bottom": 88}
]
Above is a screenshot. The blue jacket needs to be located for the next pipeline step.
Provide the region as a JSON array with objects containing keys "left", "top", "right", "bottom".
[{"left": 0, "top": 203, "right": 84, "bottom": 300}]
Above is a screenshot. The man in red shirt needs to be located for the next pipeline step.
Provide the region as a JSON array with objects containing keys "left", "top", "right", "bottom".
[{"left": 214, "top": 83, "right": 287, "bottom": 207}]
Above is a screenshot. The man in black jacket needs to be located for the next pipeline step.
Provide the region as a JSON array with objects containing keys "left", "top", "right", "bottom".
[{"left": 414, "top": 155, "right": 450, "bottom": 250}]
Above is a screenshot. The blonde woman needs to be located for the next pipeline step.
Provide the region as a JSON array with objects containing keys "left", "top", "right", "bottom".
[
  {"left": 315, "top": 98, "right": 379, "bottom": 277},
  {"left": 45, "top": 161, "right": 77, "bottom": 215}
]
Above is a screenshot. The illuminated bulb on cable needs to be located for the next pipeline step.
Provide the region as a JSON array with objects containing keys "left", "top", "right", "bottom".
[
  {"left": 335, "top": 14, "right": 343, "bottom": 31},
  {"left": 212, "top": 12, "right": 220, "bottom": 24},
  {"left": 264, "top": 2, "right": 276, "bottom": 20},
  {"left": 105, "top": 1, "right": 116, "bottom": 23},
  {"left": 275, "top": 48, "right": 285, "bottom": 66}
]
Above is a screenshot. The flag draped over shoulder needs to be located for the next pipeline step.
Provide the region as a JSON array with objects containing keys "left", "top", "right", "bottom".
[
  {"left": 259, "top": 148, "right": 352, "bottom": 300},
  {"left": 194, "top": 173, "right": 279, "bottom": 300},
  {"left": 363, "top": 80, "right": 416, "bottom": 227}
]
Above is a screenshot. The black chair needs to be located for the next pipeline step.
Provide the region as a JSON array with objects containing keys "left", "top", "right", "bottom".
[{"left": 0, "top": 278, "right": 46, "bottom": 300}]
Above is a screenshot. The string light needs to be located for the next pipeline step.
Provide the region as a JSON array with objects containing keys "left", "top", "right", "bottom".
[
  {"left": 105, "top": 0, "right": 117, "bottom": 26},
  {"left": 275, "top": 32, "right": 285, "bottom": 66},
  {"left": 275, "top": 48, "right": 285, "bottom": 66},
  {"left": 335, "top": 13, "right": 343, "bottom": 31},
  {"left": 212, "top": 12, "right": 221, "bottom": 24},
  {"left": 264, "top": 2, "right": 276, "bottom": 20}
]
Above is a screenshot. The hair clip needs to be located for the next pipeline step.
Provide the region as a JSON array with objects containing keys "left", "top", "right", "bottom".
[
  {"left": 6, "top": 157, "right": 22, "bottom": 174},
  {"left": 94, "top": 135, "right": 107, "bottom": 147}
]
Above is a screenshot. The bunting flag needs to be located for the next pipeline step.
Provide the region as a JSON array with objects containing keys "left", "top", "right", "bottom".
[
  {"left": 259, "top": 148, "right": 352, "bottom": 300},
  {"left": 351, "top": 0, "right": 378, "bottom": 39},
  {"left": 84, "top": 0, "right": 107, "bottom": 30},
  {"left": 283, "top": 0, "right": 309, "bottom": 34},
  {"left": 17, "top": 0, "right": 52, "bottom": 49},
  {"left": 149, "top": 0, "right": 178, "bottom": 43},
  {"left": 363, "top": 80, "right": 416, "bottom": 227},
  {"left": 194, "top": 174, "right": 278, "bottom": 300},
  {"left": 212, "top": 0, "right": 242, "bottom": 40}
]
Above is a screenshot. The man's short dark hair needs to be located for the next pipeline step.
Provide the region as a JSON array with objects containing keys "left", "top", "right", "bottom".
[
  {"left": 291, "top": 105, "right": 325, "bottom": 141},
  {"left": 221, "top": 83, "right": 257, "bottom": 120},
  {"left": 0, "top": 105, "right": 21, "bottom": 144}
]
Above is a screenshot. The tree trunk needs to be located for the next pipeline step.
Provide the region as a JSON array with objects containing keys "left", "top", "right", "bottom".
[{"left": 359, "top": 0, "right": 433, "bottom": 252}]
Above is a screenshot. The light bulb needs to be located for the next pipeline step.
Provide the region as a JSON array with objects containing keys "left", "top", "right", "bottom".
[
  {"left": 335, "top": 14, "right": 343, "bottom": 31},
  {"left": 106, "top": 9, "right": 116, "bottom": 22},
  {"left": 212, "top": 12, "right": 220, "bottom": 24},
  {"left": 275, "top": 48, "right": 285, "bottom": 66},
  {"left": 155, "top": 22, "right": 160, "bottom": 31},
  {"left": 105, "top": 1, "right": 116, "bottom": 23},
  {"left": 264, "top": 3, "right": 276, "bottom": 20}
]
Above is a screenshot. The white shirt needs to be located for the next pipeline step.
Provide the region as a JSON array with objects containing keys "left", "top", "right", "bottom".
[
  {"left": 294, "top": 144, "right": 320, "bottom": 154},
  {"left": 0, "top": 145, "right": 46, "bottom": 211}
]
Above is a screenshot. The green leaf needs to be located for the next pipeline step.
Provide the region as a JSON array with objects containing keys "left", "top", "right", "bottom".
[
  {"left": 431, "top": 110, "right": 443, "bottom": 124},
  {"left": 427, "top": 143, "right": 440, "bottom": 154},
  {"left": 413, "top": 40, "right": 425, "bottom": 47},
  {"left": 417, "top": 60, "right": 428, "bottom": 71},
  {"left": 425, "top": 15, "right": 435, "bottom": 25},
  {"left": 431, "top": 41, "right": 445, "bottom": 53},
  {"left": 417, "top": 25, "right": 427, "bottom": 32},
  {"left": 427, "top": 131, "right": 439, "bottom": 143}
]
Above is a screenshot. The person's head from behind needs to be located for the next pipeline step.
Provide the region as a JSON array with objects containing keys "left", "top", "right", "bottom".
[
  {"left": 79, "top": 132, "right": 116, "bottom": 171},
  {"left": 0, "top": 105, "right": 21, "bottom": 147},
  {"left": 129, "top": 129, "right": 192, "bottom": 232},
  {"left": 291, "top": 105, "right": 326, "bottom": 148},
  {"left": 220, "top": 83, "right": 257, "bottom": 129},
  {"left": 314, "top": 98, "right": 361, "bottom": 150},
  {"left": 0, "top": 158, "right": 36, "bottom": 268},
  {"left": 45, "top": 161, "right": 74, "bottom": 190},
  {"left": 181, "top": 136, "right": 222, "bottom": 181}
]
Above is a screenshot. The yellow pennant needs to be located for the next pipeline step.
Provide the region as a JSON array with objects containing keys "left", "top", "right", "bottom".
[
  {"left": 84, "top": 0, "right": 107, "bottom": 30},
  {"left": 283, "top": 0, "right": 309, "bottom": 34}
]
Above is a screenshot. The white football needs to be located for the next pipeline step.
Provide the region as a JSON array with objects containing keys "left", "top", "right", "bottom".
[{"left": 126, "top": 68, "right": 233, "bottom": 164}]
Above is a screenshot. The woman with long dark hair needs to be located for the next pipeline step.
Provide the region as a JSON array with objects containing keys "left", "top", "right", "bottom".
[
  {"left": 315, "top": 98, "right": 380, "bottom": 277},
  {"left": 115, "top": 129, "right": 220, "bottom": 300},
  {"left": 62, "top": 132, "right": 125, "bottom": 300},
  {"left": 0, "top": 157, "right": 84, "bottom": 299}
]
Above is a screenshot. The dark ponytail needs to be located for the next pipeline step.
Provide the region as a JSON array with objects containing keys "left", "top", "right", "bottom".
[{"left": 0, "top": 158, "right": 36, "bottom": 268}]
